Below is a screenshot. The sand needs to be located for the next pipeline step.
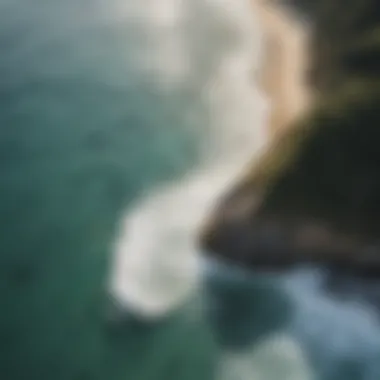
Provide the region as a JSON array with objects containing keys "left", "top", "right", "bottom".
[{"left": 252, "top": 0, "right": 311, "bottom": 138}]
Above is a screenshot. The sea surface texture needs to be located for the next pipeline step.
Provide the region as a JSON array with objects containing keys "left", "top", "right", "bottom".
[{"left": 2, "top": 0, "right": 380, "bottom": 379}]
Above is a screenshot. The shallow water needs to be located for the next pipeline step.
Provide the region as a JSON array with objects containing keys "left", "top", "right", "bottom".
[{"left": 2, "top": 0, "right": 380, "bottom": 379}]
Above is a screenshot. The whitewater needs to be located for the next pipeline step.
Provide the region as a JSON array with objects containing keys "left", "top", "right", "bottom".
[
  {"left": 108, "top": 0, "right": 380, "bottom": 379},
  {"left": 110, "top": 0, "right": 269, "bottom": 317}
]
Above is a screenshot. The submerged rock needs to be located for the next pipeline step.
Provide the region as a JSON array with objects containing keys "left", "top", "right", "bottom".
[{"left": 201, "top": 0, "right": 380, "bottom": 275}]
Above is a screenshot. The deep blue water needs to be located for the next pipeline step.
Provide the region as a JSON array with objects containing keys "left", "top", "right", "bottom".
[{"left": 2, "top": 1, "right": 380, "bottom": 379}]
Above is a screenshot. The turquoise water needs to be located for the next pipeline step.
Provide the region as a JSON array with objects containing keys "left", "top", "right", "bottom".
[{"left": 2, "top": 0, "right": 380, "bottom": 379}]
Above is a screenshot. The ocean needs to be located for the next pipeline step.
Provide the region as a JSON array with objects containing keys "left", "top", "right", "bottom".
[{"left": 2, "top": 0, "right": 380, "bottom": 379}]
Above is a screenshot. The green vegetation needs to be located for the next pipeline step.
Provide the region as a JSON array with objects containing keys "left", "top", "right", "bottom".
[
  {"left": 202, "top": 0, "right": 380, "bottom": 265},
  {"left": 255, "top": 0, "right": 380, "bottom": 237},
  {"left": 256, "top": 80, "right": 380, "bottom": 238}
]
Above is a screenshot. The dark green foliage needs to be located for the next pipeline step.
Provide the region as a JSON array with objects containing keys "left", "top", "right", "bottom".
[
  {"left": 253, "top": 0, "right": 380, "bottom": 237},
  {"left": 201, "top": 0, "right": 380, "bottom": 270},
  {"left": 260, "top": 81, "right": 380, "bottom": 238}
]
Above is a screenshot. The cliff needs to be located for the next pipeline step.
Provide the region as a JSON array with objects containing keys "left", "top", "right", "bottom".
[{"left": 201, "top": 0, "right": 380, "bottom": 275}]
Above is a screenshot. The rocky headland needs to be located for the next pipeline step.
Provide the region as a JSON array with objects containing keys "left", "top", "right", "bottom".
[{"left": 201, "top": 0, "right": 380, "bottom": 276}]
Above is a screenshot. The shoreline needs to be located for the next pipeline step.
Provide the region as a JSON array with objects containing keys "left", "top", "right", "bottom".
[{"left": 251, "top": 0, "right": 311, "bottom": 138}]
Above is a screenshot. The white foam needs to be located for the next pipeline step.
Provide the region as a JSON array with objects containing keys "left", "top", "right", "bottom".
[
  {"left": 108, "top": 1, "right": 380, "bottom": 378},
  {"left": 109, "top": 0, "right": 268, "bottom": 318},
  {"left": 218, "top": 334, "right": 314, "bottom": 380}
]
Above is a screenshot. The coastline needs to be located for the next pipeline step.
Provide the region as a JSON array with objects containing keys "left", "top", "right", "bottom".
[{"left": 251, "top": 0, "right": 311, "bottom": 139}]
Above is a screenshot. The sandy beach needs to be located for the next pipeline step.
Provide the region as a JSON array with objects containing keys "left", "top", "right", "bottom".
[{"left": 252, "top": 0, "right": 311, "bottom": 138}]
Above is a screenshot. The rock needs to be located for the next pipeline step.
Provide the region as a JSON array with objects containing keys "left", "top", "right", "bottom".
[{"left": 200, "top": 0, "right": 380, "bottom": 275}]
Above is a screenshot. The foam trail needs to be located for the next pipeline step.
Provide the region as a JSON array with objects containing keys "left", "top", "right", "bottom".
[
  {"left": 110, "top": 0, "right": 268, "bottom": 318},
  {"left": 109, "top": 1, "right": 380, "bottom": 379}
]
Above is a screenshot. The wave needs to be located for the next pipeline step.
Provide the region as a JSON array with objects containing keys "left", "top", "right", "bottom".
[{"left": 110, "top": 0, "right": 268, "bottom": 318}]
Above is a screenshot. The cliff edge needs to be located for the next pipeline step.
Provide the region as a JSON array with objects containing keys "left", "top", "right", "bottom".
[{"left": 201, "top": 0, "right": 380, "bottom": 275}]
